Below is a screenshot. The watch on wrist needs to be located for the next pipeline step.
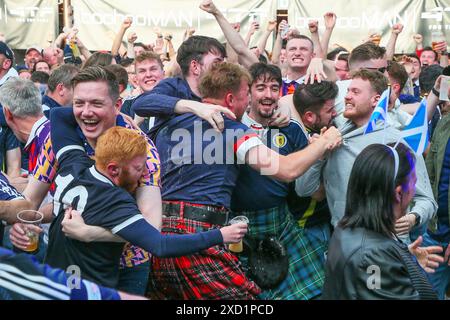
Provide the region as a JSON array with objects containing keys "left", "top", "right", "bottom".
[
  {"left": 432, "top": 87, "right": 440, "bottom": 96},
  {"left": 410, "top": 212, "right": 421, "bottom": 227}
]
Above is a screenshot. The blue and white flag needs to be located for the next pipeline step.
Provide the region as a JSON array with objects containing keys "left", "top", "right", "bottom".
[
  {"left": 364, "top": 87, "right": 390, "bottom": 135},
  {"left": 400, "top": 97, "right": 429, "bottom": 154}
]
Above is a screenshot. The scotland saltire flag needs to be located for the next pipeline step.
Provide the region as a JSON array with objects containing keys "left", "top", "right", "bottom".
[
  {"left": 400, "top": 97, "right": 429, "bottom": 154},
  {"left": 364, "top": 87, "right": 390, "bottom": 135}
]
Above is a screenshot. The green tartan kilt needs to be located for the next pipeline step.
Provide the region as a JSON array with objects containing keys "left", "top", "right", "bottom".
[{"left": 232, "top": 203, "right": 327, "bottom": 300}]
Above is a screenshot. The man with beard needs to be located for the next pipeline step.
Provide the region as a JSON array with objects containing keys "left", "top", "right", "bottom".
[
  {"left": 295, "top": 70, "right": 436, "bottom": 242},
  {"left": 15, "top": 46, "right": 42, "bottom": 71},
  {"left": 9, "top": 66, "right": 162, "bottom": 295},
  {"left": 230, "top": 63, "right": 331, "bottom": 300},
  {"left": 146, "top": 62, "right": 341, "bottom": 300},
  {"left": 42, "top": 123, "right": 247, "bottom": 289},
  {"left": 287, "top": 81, "right": 338, "bottom": 248}
]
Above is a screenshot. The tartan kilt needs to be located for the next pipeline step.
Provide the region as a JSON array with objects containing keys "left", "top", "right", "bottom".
[
  {"left": 232, "top": 203, "right": 326, "bottom": 300},
  {"left": 146, "top": 215, "right": 261, "bottom": 300}
]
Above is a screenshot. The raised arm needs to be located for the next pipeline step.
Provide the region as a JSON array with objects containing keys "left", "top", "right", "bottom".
[
  {"left": 53, "top": 32, "right": 67, "bottom": 49},
  {"left": 200, "top": 0, "right": 258, "bottom": 69},
  {"left": 111, "top": 17, "right": 133, "bottom": 57},
  {"left": 183, "top": 27, "right": 196, "bottom": 42},
  {"left": 271, "top": 20, "right": 288, "bottom": 66},
  {"left": 125, "top": 32, "right": 138, "bottom": 59},
  {"left": 426, "top": 75, "right": 450, "bottom": 120},
  {"left": 320, "top": 12, "right": 337, "bottom": 56},
  {"left": 164, "top": 33, "right": 176, "bottom": 59},
  {"left": 244, "top": 21, "right": 259, "bottom": 47},
  {"left": 308, "top": 20, "right": 324, "bottom": 59},
  {"left": 226, "top": 23, "right": 241, "bottom": 64},
  {"left": 257, "top": 19, "right": 277, "bottom": 56},
  {"left": 74, "top": 36, "right": 92, "bottom": 60},
  {"left": 386, "top": 23, "right": 403, "bottom": 61},
  {"left": 433, "top": 41, "right": 449, "bottom": 68}
]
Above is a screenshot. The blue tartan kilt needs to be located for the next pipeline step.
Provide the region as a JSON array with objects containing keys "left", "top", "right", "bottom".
[{"left": 232, "top": 203, "right": 326, "bottom": 300}]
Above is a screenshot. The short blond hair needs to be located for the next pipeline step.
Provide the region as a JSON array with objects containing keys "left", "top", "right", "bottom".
[
  {"left": 95, "top": 127, "right": 147, "bottom": 170},
  {"left": 199, "top": 62, "right": 251, "bottom": 100}
]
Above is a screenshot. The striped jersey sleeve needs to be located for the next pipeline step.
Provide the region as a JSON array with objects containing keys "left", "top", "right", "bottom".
[{"left": 32, "top": 134, "right": 57, "bottom": 184}]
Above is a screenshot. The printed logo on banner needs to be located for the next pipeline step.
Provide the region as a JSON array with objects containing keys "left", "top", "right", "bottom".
[
  {"left": 76, "top": 7, "right": 268, "bottom": 28},
  {"left": 421, "top": 6, "right": 450, "bottom": 30},
  {"left": 0, "top": 5, "right": 53, "bottom": 23},
  {"left": 293, "top": 9, "right": 417, "bottom": 30}
]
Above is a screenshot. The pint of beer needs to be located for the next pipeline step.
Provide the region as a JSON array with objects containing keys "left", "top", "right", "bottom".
[
  {"left": 228, "top": 216, "right": 249, "bottom": 253},
  {"left": 16, "top": 210, "right": 43, "bottom": 253}
]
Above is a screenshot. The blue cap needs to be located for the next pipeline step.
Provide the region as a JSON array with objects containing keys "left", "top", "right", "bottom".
[{"left": 0, "top": 41, "right": 14, "bottom": 64}]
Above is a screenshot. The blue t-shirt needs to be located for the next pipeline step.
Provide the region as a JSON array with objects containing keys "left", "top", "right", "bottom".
[
  {"left": 231, "top": 120, "right": 308, "bottom": 211},
  {"left": 155, "top": 113, "right": 258, "bottom": 208},
  {"left": 132, "top": 76, "right": 263, "bottom": 208}
]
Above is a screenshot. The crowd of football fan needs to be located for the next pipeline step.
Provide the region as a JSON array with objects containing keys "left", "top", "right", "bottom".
[{"left": 0, "top": 0, "right": 449, "bottom": 300}]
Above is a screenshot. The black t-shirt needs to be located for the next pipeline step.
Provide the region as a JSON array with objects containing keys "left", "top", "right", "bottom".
[{"left": 45, "top": 150, "right": 144, "bottom": 288}]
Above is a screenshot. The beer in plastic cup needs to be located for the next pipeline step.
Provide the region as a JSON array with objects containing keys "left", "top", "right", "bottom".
[
  {"left": 228, "top": 216, "right": 249, "bottom": 253},
  {"left": 16, "top": 210, "right": 43, "bottom": 252},
  {"left": 431, "top": 31, "right": 445, "bottom": 52},
  {"left": 367, "top": 29, "right": 382, "bottom": 46}
]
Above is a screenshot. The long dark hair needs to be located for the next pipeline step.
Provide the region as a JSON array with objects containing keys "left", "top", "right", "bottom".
[{"left": 339, "top": 143, "right": 416, "bottom": 237}]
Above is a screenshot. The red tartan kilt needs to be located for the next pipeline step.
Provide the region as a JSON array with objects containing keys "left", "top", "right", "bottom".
[{"left": 146, "top": 216, "right": 260, "bottom": 300}]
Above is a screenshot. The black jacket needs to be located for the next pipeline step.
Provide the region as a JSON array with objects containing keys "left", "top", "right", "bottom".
[{"left": 322, "top": 227, "right": 437, "bottom": 300}]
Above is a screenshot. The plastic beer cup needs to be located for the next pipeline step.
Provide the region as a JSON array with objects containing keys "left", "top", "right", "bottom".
[
  {"left": 228, "top": 216, "right": 249, "bottom": 253},
  {"left": 16, "top": 210, "right": 43, "bottom": 252}
]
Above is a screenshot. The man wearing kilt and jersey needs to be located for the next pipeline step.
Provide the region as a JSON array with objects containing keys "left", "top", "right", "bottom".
[
  {"left": 134, "top": 59, "right": 342, "bottom": 299},
  {"left": 230, "top": 63, "right": 333, "bottom": 300}
]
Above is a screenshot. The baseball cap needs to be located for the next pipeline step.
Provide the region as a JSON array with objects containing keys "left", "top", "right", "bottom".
[
  {"left": 26, "top": 45, "right": 43, "bottom": 56},
  {"left": 0, "top": 41, "right": 14, "bottom": 63},
  {"left": 16, "top": 65, "right": 30, "bottom": 73}
]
